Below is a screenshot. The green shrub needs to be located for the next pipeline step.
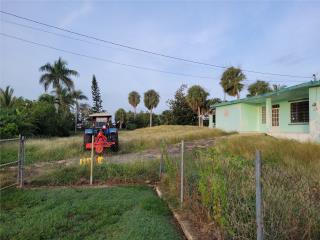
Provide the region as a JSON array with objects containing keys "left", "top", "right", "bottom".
[{"left": 0, "top": 123, "right": 19, "bottom": 138}]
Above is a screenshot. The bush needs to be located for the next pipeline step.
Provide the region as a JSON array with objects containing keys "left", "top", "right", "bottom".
[{"left": 0, "top": 122, "right": 19, "bottom": 138}]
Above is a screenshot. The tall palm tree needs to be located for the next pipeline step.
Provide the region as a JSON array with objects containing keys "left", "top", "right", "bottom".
[
  {"left": 39, "top": 57, "right": 78, "bottom": 109},
  {"left": 144, "top": 90, "right": 160, "bottom": 127},
  {"left": 186, "top": 85, "right": 209, "bottom": 127},
  {"left": 220, "top": 67, "right": 246, "bottom": 100},
  {"left": 247, "top": 80, "right": 272, "bottom": 97},
  {"left": 51, "top": 88, "right": 74, "bottom": 110},
  {"left": 70, "top": 90, "right": 88, "bottom": 133},
  {"left": 0, "top": 86, "right": 16, "bottom": 108},
  {"left": 128, "top": 91, "right": 141, "bottom": 118}
]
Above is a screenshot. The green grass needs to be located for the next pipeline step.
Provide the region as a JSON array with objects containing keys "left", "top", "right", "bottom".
[
  {"left": 0, "top": 126, "right": 228, "bottom": 165},
  {"left": 0, "top": 186, "right": 182, "bottom": 240},
  {"left": 30, "top": 160, "right": 160, "bottom": 186},
  {"left": 118, "top": 125, "right": 228, "bottom": 153},
  {"left": 0, "top": 136, "right": 83, "bottom": 165},
  {"left": 160, "top": 135, "right": 320, "bottom": 239}
]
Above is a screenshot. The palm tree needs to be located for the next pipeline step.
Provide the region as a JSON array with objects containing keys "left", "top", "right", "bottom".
[
  {"left": 186, "top": 85, "right": 209, "bottom": 127},
  {"left": 128, "top": 91, "right": 141, "bottom": 118},
  {"left": 144, "top": 90, "right": 160, "bottom": 127},
  {"left": 79, "top": 103, "right": 91, "bottom": 127},
  {"left": 247, "top": 80, "right": 272, "bottom": 97},
  {"left": 70, "top": 90, "right": 88, "bottom": 133},
  {"left": 39, "top": 57, "right": 78, "bottom": 109},
  {"left": 272, "top": 84, "right": 287, "bottom": 91},
  {"left": 0, "top": 86, "right": 16, "bottom": 108},
  {"left": 51, "top": 88, "right": 74, "bottom": 110},
  {"left": 220, "top": 67, "right": 246, "bottom": 100},
  {"left": 115, "top": 108, "right": 127, "bottom": 129}
]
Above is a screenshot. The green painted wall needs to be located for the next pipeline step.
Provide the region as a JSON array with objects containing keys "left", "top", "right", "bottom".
[
  {"left": 271, "top": 100, "right": 309, "bottom": 133},
  {"left": 215, "top": 103, "right": 241, "bottom": 131},
  {"left": 309, "top": 86, "right": 320, "bottom": 141},
  {"left": 240, "top": 104, "right": 259, "bottom": 132},
  {"left": 215, "top": 88, "right": 320, "bottom": 137}
]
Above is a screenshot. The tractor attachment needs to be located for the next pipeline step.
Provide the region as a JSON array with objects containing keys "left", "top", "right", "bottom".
[{"left": 83, "top": 113, "right": 119, "bottom": 154}]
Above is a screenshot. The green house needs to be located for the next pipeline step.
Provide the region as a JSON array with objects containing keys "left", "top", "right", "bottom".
[{"left": 210, "top": 81, "right": 320, "bottom": 142}]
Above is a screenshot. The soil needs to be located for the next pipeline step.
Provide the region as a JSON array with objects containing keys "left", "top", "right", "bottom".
[
  {"left": 3, "top": 137, "right": 218, "bottom": 186},
  {"left": 107, "top": 138, "right": 216, "bottom": 163}
]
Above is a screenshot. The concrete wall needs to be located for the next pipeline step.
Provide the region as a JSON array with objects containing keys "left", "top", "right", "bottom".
[
  {"left": 215, "top": 87, "right": 320, "bottom": 142},
  {"left": 269, "top": 100, "right": 309, "bottom": 134},
  {"left": 309, "top": 86, "right": 320, "bottom": 142},
  {"left": 240, "top": 104, "right": 259, "bottom": 132},
  {"left": 208, "top": 114, "right": 214, "bottom": 128},
  {"left": 215, "top": 103, "right": 241, "bottom": 132}
]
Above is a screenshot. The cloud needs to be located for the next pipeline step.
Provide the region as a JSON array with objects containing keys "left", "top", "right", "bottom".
[{"left": 59, "top": 0, "right": 93, "bottom": 28}]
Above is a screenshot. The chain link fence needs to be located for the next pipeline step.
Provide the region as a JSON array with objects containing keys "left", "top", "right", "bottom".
[
  {"left": 0, "top": 135, "right": 25, "bottom": 190},
  {"left": 1, "top": 135, "right": 319, "bottom": 239},
  {"left": 158, "top": 140, "right": 320, "bottom": 240}
]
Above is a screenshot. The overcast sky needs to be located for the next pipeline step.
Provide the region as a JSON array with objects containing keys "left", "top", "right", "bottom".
[{"left": 1, "top": 0, "right": 319, "bottom": 115}]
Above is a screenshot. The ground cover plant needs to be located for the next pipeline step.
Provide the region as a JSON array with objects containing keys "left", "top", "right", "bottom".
[
  {"left": 0, "top": 126, "right": 228, "bottom": 165},
  {"left": 160, "top": 135, "right": 320, "bottom": 240},
  {"left": 30, "top": 160, "right": 160, "bottom": 186},
  {"left": 0, "top": 186, "right": 182, "bottom": 240}
]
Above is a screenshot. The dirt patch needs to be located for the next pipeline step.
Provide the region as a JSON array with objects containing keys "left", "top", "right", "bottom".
[
  {"left": 3, "top": 138, "right": 218, "bottom": 185},
  {"left": 107, "top": 138, "right": 216, "bottom": 163}
]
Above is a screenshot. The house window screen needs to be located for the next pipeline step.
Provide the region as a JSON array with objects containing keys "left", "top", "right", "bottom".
[
  {"left": 261, "top": 106, "right": 266, "bottom": 124},
  {"left": 272, "top": 104, "right": 279, "bottom": 127},
  {"left": 290, "top": 101, "right": 309, "bottom": 123}
]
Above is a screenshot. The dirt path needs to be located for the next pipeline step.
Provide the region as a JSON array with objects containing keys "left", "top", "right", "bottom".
[
  {"left": 1, "top": 138, "right": 218, "bottom": 185},
  {"left": 107, "top": 138, "right": 216, "bottom": 163}
]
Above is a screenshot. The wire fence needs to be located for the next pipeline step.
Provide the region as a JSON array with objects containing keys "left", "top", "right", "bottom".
[
  {"left": 0, "top": 136, "right": 319, "bottom": 239},
  {"left": 158, "top": 140, "right": 320, "bottom": 240},
  {"left": 0, "top": 135, "right": 25, "bottom": 190}
]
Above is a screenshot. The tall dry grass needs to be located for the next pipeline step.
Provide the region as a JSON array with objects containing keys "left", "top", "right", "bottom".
[
  {"left": 119, "top": 125, "right": 228, "bottom": 152},
  {"left": 0, "top": 126, "right": 228, "bottom": 164},
  {"left": 160, "top": 135, "right": 320, "bottom": 239}
]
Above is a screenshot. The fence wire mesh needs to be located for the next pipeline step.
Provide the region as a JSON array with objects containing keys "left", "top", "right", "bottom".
[
  {"left": 159, "top": 140, "right": 320, "bottom": 240},
  {"left": 0, "top": 136, "right": 23, "bottom": 190},
  {"left": 1, "top": 135, "right": 319, "bottom": 239}
]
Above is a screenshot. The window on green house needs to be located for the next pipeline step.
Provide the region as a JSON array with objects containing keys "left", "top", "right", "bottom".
[
  {"left": 261, "top": 106, "right": 266, "bottom": 124},
  {"left": 290, "top": 101, "right": 309, "bottom": 123}
]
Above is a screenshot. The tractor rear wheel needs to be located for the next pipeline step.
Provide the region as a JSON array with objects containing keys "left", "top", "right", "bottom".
[
  {"left": 83, "top": 134, "right": 92, "bottom": 149},
  {"left": 111, "top": 142, "right": 119, "bottom": 152},
  {"left": 110, "top": 133, "right": 119, "bottom": 152}
]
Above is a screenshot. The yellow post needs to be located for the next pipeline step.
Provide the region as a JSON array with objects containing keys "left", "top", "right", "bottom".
[{"left": 90, "top": 134, "right": 94, "bottom": 185}]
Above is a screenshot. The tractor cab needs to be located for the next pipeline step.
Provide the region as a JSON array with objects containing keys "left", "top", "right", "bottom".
[{"left": 84, "top": 113, "right": 119, "bottom": 153}]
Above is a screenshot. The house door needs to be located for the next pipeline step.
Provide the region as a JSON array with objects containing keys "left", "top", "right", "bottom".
[{"left": 272, "top": 104, "right": 280, "bottom": 127}]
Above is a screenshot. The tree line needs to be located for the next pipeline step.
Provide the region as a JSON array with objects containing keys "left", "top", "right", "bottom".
[
  {"left": 116, "top": 84, "right": 221, "bottom": 129},
  {"left": 1, "top": 57, "right": 94, "bottom": 138},
  {"left": 1, "top": 57, "right": 287, "bottom": 138}
]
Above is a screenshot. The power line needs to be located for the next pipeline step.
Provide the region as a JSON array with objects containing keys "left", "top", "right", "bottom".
[
  {"left": 2, "top": 20, "right": 308, "bottom": 84},
  {"left": 1, "top": 19, "right": 129, "bottom": 53},
  {"left": 0, "top": 33, "right": 309, "bottom": 85},
  {"left": 0, "top": 32, "right": 214, "bottom": 80},
  {"left": 0, "top": 10, "right": 312, "bottom": 79},
  {"left": 1, "top": 20, "right": 313, "bottom": 84}
]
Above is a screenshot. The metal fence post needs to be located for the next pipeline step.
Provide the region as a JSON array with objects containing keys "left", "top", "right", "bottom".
[
  {"left": 17, "top": 134, "right": 22, "bottom": 186},
  {"left": 255, "top": 150, "right": 263, "bottom": 240},
  {"left": 180, "top": 140, "right": 184, "bottom": 208},
  {"left": 90, "top": 134, "right": 94, "bottom": 185},
  {"left": 159, "top": 150, "right": 163, "bottom": 180},
  {"left": 21, "top": 136, "right": 25, "bottom": 187}
]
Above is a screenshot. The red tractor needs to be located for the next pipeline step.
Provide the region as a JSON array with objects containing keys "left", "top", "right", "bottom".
[{"left": 83, "top": 113, "right": 119, "bottom": 154}]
